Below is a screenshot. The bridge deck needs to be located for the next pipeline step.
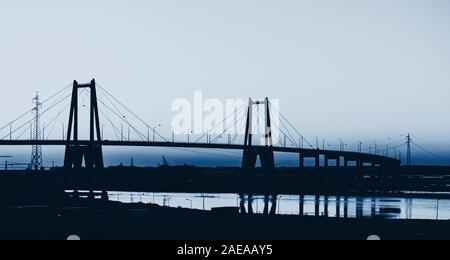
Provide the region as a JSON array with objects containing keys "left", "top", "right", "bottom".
[{"left": 0, "top": 140, "right": 401, "bottom": 166}]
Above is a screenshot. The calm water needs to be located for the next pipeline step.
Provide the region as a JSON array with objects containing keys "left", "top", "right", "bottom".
[{"left": 106, "top": 192, "right": 450, "bottom": 221}]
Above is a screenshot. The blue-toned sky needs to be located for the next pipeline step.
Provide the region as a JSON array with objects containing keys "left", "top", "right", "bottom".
[{"left": 0, "top": 0, "right": 449, "bottom": 165}]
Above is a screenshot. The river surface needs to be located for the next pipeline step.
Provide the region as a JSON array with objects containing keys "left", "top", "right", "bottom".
[{"left": 105, "top": 192, "right": 450, "bottom": 220}]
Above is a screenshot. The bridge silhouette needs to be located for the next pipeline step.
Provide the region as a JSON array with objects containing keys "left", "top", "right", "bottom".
[{"left": 0, "top": 79, "right": 401, "bottom": 171}]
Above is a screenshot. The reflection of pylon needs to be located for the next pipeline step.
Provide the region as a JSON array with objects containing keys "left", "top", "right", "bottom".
[{"left": 30, "top": 92, "right": 43, "bottom": 170}]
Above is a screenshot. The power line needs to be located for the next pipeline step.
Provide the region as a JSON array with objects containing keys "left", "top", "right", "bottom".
[{"left": 0, "top": 84, "right": 71, "bottom": 132}]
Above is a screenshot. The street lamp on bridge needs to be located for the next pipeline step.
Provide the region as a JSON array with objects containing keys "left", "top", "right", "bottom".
[{"left": 186, "top": 198, "right": 193, "bottom": 209}]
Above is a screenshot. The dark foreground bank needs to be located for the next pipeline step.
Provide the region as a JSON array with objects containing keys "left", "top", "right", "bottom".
[{"left": 0, "top": 200, "right": 449, "bottom": 240}]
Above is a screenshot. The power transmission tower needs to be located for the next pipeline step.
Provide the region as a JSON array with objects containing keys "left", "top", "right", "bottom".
[
  {"left": 30, "top": 92, "right": 43, "bottom": 170},
  {"left": 406, "top": 134, "right": 412, "bottom": 166}
]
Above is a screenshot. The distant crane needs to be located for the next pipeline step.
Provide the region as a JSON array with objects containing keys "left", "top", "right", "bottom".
[
  {"left": 0, "top": 156, "right": 12, "bottom": 170},
  {"left": 160, "top": 156, "right": 170, "bottom": 167}
]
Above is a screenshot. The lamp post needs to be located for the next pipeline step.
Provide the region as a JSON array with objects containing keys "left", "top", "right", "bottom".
[
  {"left": 61, "top": 122, "right": 65, "bottom": 140},
  {"left": 186, "top": 198, "right": 193, "bottom": 209},
  {"left": 202, "top": 195, "right": 205, "bottom": 210},
  {"left": 278, "top": 195, "right": 283, "bottom": 214},
  {"left": 148, "top": 125, "right": 159, "bottom": 142},
  {"left": 436, "top": 199, "right": 440, "bottom": 220}
]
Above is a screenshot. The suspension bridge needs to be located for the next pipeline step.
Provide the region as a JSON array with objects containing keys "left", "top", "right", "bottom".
[{"left": 0, "top": 79, "right": 404, "bottom": 171}]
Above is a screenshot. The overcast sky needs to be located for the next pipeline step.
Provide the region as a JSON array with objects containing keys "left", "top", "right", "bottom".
[{"left": 0, "top": 0, "right": 449, "bottom": 154}]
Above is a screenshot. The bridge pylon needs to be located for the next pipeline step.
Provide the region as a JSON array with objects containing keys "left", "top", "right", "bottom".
[
  {"left": 64, "top": 79, "right": 104, "bottom": 169},
  {"left": 242, "top": 98, "right": 275, "bottom": 174}
]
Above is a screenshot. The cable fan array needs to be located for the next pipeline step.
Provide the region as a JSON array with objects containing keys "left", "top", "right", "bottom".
[{"left": 0, "top": 82, "right": 444, "bottom": 164}]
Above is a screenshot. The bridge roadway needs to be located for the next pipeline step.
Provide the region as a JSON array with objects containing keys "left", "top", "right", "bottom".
[{"left": 0, "top": 140, "right": 400, "bottom": 167}]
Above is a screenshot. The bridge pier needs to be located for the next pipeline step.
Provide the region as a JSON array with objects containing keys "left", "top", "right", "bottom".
[
  {"left": 371, "top": 199, "right": 377, "bottom": 218},
  {"left": 324, "top": 156, "right": 329, "bottom": 167},
  {"left": 300, "top": 154, "right": 326, "bottom": 168},
  {"left": 356, "top": 197, "right": 364, "bottom": 218},
  {"left": 263, "top": 195, "right": 269, "bottom": 215},
  {"left": 344, "top": 158, "right": 349, "bottom": 167},
  {"left": 336, "top": 157, "right": 341, "bottom": 167},
  {"left": 299, "top": 154, "right": 304, "bottom": 168},
  {"left": 357, "top": 159, "right": 363, "bottom": 168},
  {"left": 336, "top": 196, "right": 341, "bottom": 218},
  {"left": 315, "top": 195, "right": 320, "bottom": 216},
  {"left": 315, "top": 155, "right": 320, "bottom": 168},
  {"left": 344, "top": 197, "right": 349, "bottom": 218},
  {"left": 269, "top": 195, "right": 277, "bottom": 215},
  {"left": 88, "top": 190, "right": 95, "bottom": 200},
  {"left": 239, "top": 194, "right": 247, "bottom": 214},
  {"left": 248, "top": 195, "right": 254, "bottom": 214},
  {"left": 299, "top": 195, "right": 304, "bottom": 216}
]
